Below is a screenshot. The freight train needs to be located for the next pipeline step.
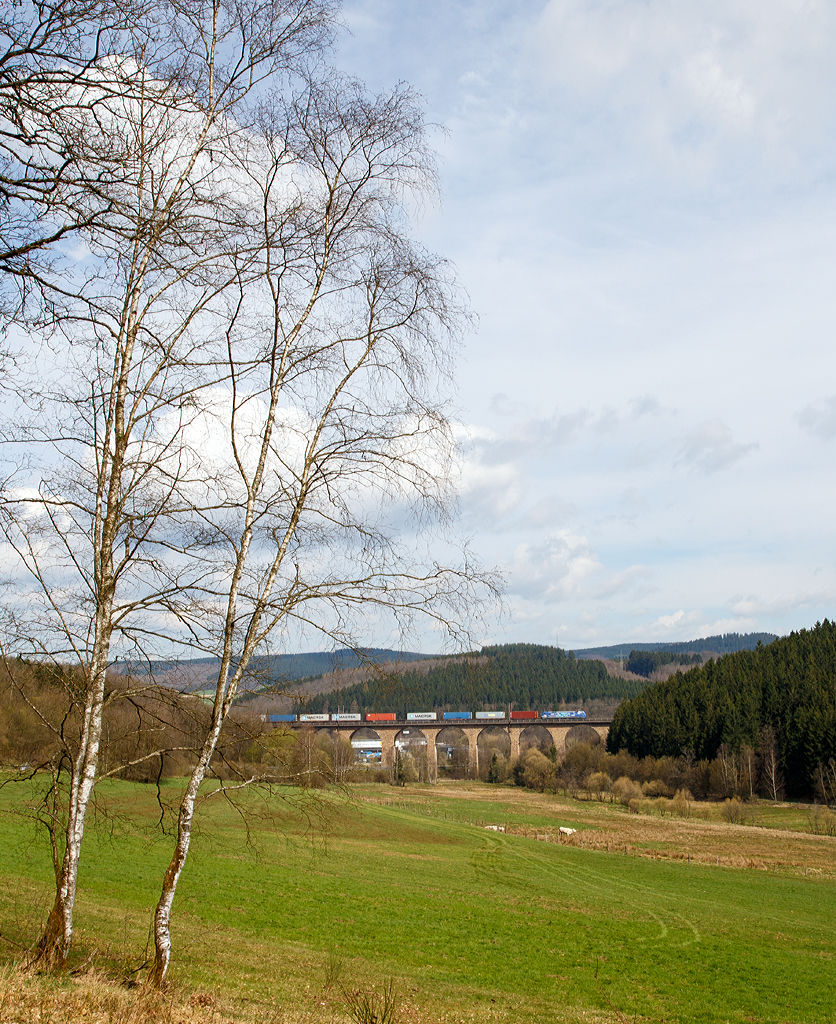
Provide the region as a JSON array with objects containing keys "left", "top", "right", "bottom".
[{"left": 266, "top": 710, "right": 587, "bottom": 724}]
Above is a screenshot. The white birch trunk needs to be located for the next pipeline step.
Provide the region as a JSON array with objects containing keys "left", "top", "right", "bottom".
[{"left": 36, "top": 642, "right": 111, "bottom": 964}]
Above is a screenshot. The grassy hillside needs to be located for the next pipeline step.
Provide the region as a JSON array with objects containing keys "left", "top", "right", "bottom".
[{"left": 2, "top": 777, "right": 833, "bottom": 1023}]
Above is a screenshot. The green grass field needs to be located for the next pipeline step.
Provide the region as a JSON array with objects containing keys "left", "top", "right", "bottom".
[{"left": 1, "top": 778, "right": 834, "bottom": 1023}]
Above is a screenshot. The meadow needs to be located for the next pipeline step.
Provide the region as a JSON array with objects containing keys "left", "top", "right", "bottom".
[{"left": 1, "top": 778, "right": 834, "bottom": 1024}]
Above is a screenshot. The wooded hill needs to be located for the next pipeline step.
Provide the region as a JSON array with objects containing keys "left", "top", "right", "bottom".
[
  {"left": 625, "top": 650, "right": 703, "bottom": 678},
  {"left": 608, "top": 620, "right": 836, "bottom": 796},
  {"left": 574, "top": 632, "right": 777, "bottom": 660},
  {"left": 122, "top": 648, "right": 431, "bottom": 693},
  {"left": 297, "top": 643, "right": 650, "bottom": 716}
]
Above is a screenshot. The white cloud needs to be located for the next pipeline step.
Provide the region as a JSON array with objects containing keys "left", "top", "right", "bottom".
[
  {"left": 509, "top": 529, "right": 602, "bottom": 602},
  {"left": 798, "top": 396, "right": 836, "bottom": 440},
  {"left": 534, "top": 0, "right": 836, "bottom": 174},
  {"left": 332, "top": 2, "right": 836, "bottom": 649},
  {"left": 655, "top": 609, "right": 685, "bottom": 630},
  {"left": 457, "top": 458, "right": 524, "bottom": 524},
  {"left": 678, "top": 419, "right": 758, "bottom": 474},
  {"left": 589, "top": 564, "right": 652, "bottom": 601},
  {"left": 729, "top": 587, "right": 836, "bottom": 619},
  {"left": 630, "top": 395, "right": 663, "bottom": 418},
  {"left": 489, "top": 391, "right": 527, "bottom": 417},
  {"left": 518, "top": 494, "right": 577, "bottom": 530}
]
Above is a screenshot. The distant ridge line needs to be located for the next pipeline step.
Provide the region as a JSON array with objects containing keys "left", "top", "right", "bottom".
[{"left": 572, "top": 632, "right": 778, "bottom": 660}]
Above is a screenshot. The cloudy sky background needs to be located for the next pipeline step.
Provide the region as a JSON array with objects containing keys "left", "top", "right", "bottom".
[{"left": 334, "top": 0, "right": 836, "bottom": 651}]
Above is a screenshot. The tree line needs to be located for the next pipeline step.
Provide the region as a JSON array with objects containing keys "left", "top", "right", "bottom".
[
  {"left": 608, "top": 620, "right": 836, "bottom": 796},
  {"left": 574, "top": 632, "right": 777, "bottom": 659},
  {"left": 297, "top": 643, "right": 651, "bottom": 714},
  {"left": 493, "top": 738, "right": 786, "bottom": 804},
  {"left": 624, "top": 650, "right": 702, "bottom": 678},
  {"left": 0, "top": 658, "right": 265, "bottom": 784}
]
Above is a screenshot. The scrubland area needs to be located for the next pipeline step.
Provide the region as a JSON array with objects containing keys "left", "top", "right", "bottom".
[{"left": 1, "top": 775, "right": 834, "bottom": 1024}]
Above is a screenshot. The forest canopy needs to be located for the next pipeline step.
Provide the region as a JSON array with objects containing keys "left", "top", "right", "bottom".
[
  {"left": 608, "top": 621, "right": 836, "bottom": 796},
  {"left": 297, "top": 643, "right": 649, "bottom": 715},
  {"left": 625, "top": 650, "right": 703, "bottom": 677}
]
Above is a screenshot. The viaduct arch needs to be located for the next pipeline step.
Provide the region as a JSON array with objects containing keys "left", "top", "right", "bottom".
[{"left": 289, "top": 719, "right": 609, "bottom": 781}]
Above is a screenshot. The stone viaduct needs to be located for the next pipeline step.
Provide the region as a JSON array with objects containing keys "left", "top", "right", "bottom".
[{"left": 287, "top": 718, "right": 610, "bottom": 781}]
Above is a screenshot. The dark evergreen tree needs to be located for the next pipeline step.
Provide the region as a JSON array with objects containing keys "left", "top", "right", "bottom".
[
  {"left": 297, "top": 644, "right": 648, "bottom": 716},
  {"left": 608, "top": 621, "right": 836, "bottom": 796}
]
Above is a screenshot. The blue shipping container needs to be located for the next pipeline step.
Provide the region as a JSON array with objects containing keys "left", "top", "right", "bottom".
[
  {"left": 442, "top": 711, "right": 472, "bottom": 720},
  {"left": 268, "top": 714, "right": 296, "bottom": 722}
]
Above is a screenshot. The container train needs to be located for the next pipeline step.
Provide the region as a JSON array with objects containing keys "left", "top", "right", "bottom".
[{"left": 267, "top": 709, "right": 587, "bottom": 724}]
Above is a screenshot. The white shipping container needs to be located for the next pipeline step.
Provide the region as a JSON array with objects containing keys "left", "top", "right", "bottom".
[
  {"left": 406, "top": 712, "right": 437, "bottom": 721},
  {"left": 331, "top": 713, "right": 362, "bottom": 721},
  {"left": 475, "top": 711, "right": 506, "bottom": 719},
  {"left": 298, "top": 714, "right": 329, "bottom": 722}
]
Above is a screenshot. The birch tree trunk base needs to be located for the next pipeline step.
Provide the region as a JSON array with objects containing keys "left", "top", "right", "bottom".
[{"left": 32, "top": 899, "right": 69, "bottom": 970}]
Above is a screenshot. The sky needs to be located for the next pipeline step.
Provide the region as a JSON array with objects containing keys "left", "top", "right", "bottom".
[{"left": 333, "top": 0, "right": 836, "bottom": 651}]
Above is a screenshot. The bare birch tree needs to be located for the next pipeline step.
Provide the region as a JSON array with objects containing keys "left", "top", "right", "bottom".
[
  {"left": 0, "top": 0, "right": 496, "bottom": 983},
  {"left": 0, "top": 0, "right": 335, "bottom": 968},
  {"left": 0, "top": 0, "right": 129, "bottom": 293},
  {"left": 148, "top": 78, "right": 499, "bottom": 985},
  {"left": 759, "top": 725, "right": 784, "bottom": 802}
]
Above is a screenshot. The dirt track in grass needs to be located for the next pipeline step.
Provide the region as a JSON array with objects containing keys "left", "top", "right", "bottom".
[{"left": 356, "top": 782, "right": 836, "bottom": 877}]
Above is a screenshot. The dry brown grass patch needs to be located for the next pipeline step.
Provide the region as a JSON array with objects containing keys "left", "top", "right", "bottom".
[{"left": 0, "top": 965, "right": 226, "bottom": 1024}]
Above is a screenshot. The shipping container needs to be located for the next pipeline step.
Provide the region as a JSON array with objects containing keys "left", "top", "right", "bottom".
[
  {"left": 298, "top": 713, "right": 329, "bottom": 722},
  {"left": 509, "top": 710, "right": 538, "bottom": 720},
  {"left": 406, "top": 712, "right": 438, "bottom": 721},
  {"left": 331, "top": 713, "right": 362, "bottom": 721},
  {"left": 268, "top": 714, "right": 296, "bottom": 723},
  {"left": 366, "top": 712, "right": 397, "bottom": 722},
  {"left": 442, "top": 711, "right": 472, "bottom": 720},
  {"left": 475, "top": 711, "right": 506, "bottom": 720}
]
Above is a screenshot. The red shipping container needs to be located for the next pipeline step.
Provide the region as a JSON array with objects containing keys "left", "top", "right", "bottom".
[
  {"left": 510, "top": 710, "right": 538, "bottom": 720},
  {"left": 366, "top": 712, "right": 396, "bottom": 721}
]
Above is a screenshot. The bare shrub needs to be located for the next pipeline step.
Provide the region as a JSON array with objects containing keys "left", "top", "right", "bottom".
[
  {"left": 341, "top": 978, "right": 399, "bottom": 1024},
  {"left": 642, "top": 779, "right": 673, "bottom": 798},
  {"left": 393, "top": 750, "right": 419, "bottom": 786},
  {"left": 808, "top": 805, "right": 836, "bottom": 836},
  {"left": 670, "top": 788, "right": 695, "bottom": 818},
  {"left": 612, "top": 776, "right": 642, "bottom": 806},
  {"left": 520, "top": 748, "right": 557, "bottom": 793},
  {"left": 654, "top": 797, "right": 672, "bottom": 817},
  {"left": 721, "top": 797, "right": 746, "bottom": 824},
  {"left": 586, "top": 771, "right": 613, "bottom": 802},
  {"left": 814, "top": 758, "right": 836, "bottom": 807}
]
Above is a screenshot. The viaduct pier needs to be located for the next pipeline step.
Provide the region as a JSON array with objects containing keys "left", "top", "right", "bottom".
[{"left": 285, "top": 717, "right": 610, "bottom": 781}]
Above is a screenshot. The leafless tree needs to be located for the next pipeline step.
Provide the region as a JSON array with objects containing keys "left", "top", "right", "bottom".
[
  {"left": 0, "top": 0, "right": 335, "bottom": 320},
  {"left": 813, "top": 757, "right": 835, "bottom": 807},
  {"left": 0, "top": 0, "right": 497, "bottom": 983},
  {"left": 759, "top": 725, "right": 784, "bottom": 802},
  {"left": 716, "top": 742, "right": 740, "bottom": 797},
  {"left": 740, "top": 743, "right": 757, "bottom": 801},
  {"left": 0, "top": 0, "right": 336, "bottom": 968},
  {"left": 147, "top": 76, "right": 500, "bottom": 985},
  {"left": 0, "top": 0, "right": 129, "bottom": 307}
]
